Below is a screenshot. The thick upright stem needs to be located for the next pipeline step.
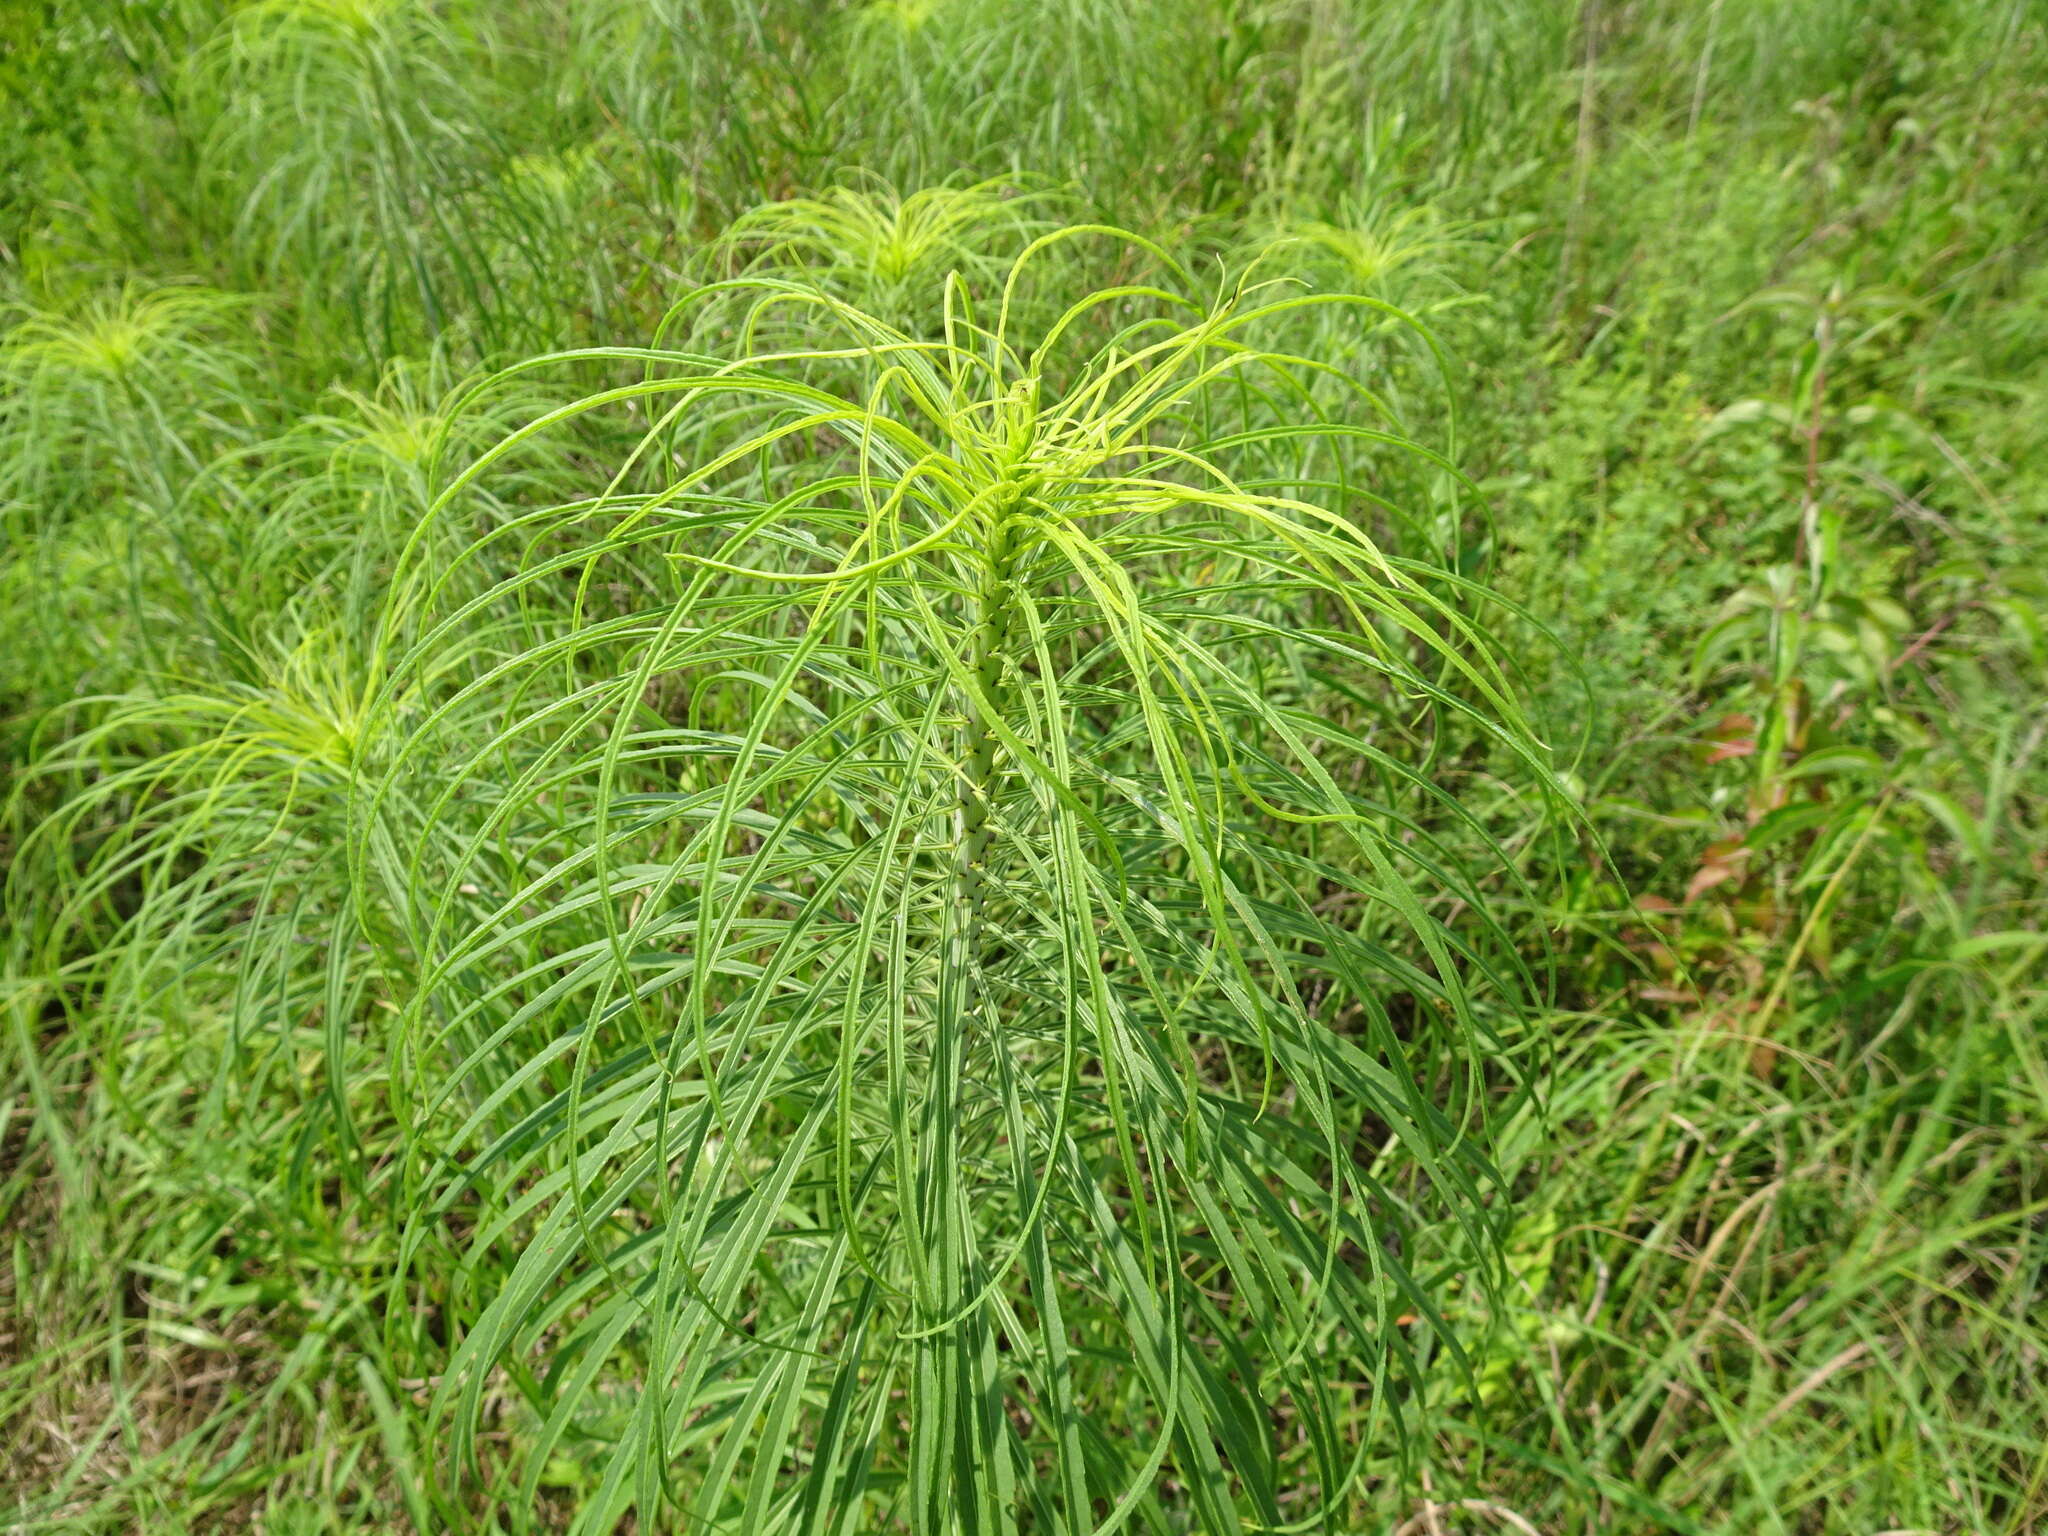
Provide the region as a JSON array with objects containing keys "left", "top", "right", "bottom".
[
  {"left": 912, "top": 508, "right": 1020, "bottom": 1525},
  {"left": 956, "top": 512, "right": 1016, "bottom": 973}
]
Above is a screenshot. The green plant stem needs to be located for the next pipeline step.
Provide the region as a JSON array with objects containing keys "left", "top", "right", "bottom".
[{"left": 957, "top": 507, "right": 1018, "bottom": 983}]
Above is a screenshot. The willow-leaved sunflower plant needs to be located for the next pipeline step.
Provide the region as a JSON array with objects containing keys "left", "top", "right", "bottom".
[{"left": 354, "top": 229, "right": 1558, "bottom": 1535}]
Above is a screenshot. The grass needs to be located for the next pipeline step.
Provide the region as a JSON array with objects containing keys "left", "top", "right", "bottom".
[{"left": 3, "top": 2, "right": 2045, "bottom": 1533}]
